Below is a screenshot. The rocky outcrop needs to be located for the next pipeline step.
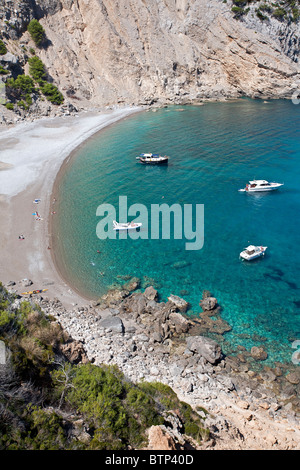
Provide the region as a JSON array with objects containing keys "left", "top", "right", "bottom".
[
  {"left": 59, "top": 338, "right": 89, "bottom": 364},
  {"left": 8, "top": 282, "right": 300, "bottom": 449},
  {"left": 146, "top": 426, "right": 177, "bottom": 450},
  {"left": 1, "top": 0, "right": 299, "bottom": 111}
]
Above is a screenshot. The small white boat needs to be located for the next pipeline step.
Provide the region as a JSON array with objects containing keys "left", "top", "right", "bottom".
[
  {"left": 113, "top": 220, "right": 142, "bottom": 231},
  {"left": 240, "top": 245, "right": 267, "bottom": 261},
  {"left": 136, "top": 153, "right": 169, "bottom": 165},
  {"left": 239, "top": 180, "right": 283, "bottom": 192}
]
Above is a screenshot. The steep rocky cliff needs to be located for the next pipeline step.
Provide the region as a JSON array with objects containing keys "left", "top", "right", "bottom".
[{"left": 0, "top": 0, "right": 300, "bottom": 111}]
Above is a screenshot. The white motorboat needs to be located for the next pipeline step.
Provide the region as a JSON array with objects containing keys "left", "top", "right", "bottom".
[
  {"left": 136, "top": 153, "right": 169, "bottom": 165},
  {"left": 113, "top": 220, "right": 142, "bottom": 231},
  {"left": 239, "top": 180, "right": 283, "bottom": 192},
  {"left": 240, "top": 245, "right": 267, "bottom": 261}
]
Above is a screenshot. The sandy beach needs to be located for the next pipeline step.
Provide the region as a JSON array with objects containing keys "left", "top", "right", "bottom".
[{"left": 0, "top": 106, "right": 141, "bottom": 308}]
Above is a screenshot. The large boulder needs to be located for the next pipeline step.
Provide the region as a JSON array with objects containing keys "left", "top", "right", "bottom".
[
  {"left": 186, "top": 335, "right": 222, "bottom": 364},
  {"left": 169, "top": 311, "right": 190, "bottom": 334},
  {"left": 19, "top": 278, "right": 33, "bottom": 287},
  {"left": 168, "top": 294, "right": 189, "bottom": 313},
  {"left": 200, "top": 296, "right": 218, "bottom": 311},
  {"left": 100, "top": 316, "right": 124, "bottom": 334},
  {"left": 250, "top": 346, "right": 268, "bottom": 361},
  {"left": 144, "top": 286, "right": 158, "bottom": 301}
]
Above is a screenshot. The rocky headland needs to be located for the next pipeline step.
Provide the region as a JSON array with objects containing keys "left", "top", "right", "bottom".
[{"left": 6, "top": 278, "right": 300, "bottom": 450}]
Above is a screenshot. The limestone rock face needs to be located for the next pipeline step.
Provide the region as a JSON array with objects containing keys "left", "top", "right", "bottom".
[
  {"left": 146, "top": 425, "right": 176, "bottom": 450},
  {"left": 0, "top": 0, "right": 299, "bottom": 108}
]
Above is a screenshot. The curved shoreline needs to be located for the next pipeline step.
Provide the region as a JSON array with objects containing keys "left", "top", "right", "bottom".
[
  {"left": 48, "top": 111, "right": 146, "bottom": 303},
  {"left": 0, "top": 106, "right": 142, "bottom": 308}
]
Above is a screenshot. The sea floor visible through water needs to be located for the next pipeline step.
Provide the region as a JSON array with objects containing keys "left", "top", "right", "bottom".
[{"left": 52, "top": 99, "right": 300, "bottom": 367}]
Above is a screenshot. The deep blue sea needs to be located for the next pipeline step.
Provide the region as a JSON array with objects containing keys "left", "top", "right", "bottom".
[{"left": 53, "top": 100, "right": 300, "bottom": 366}]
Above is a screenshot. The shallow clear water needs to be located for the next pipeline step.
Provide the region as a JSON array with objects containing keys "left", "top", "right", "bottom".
[{"left": 53, "top": 100, "right": 300, "bottom": 365}]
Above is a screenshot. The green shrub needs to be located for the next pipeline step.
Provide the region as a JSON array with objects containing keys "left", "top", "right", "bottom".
[
  {"left": 139, "top": 381, "right": 208, "bottom": 444},
  {"left": 17, "top": 100, "right": 29, "bottom": 110},
  {"left": 6, "top": 75, "right": 35, "bottom": 95},
  {"left": 256, "top": 8, "right": 268, "bottom": 20},
  {"left": 28, "top": 56, "right": 47, "bottom": 82},
  {"left": 272, "top": 7, "right": 287, "bottom": 19},
  {"left": 0, "top": 40, "right": 7, "bottom": 55},
  {"left": 5, "top": 102, "right": 14, "bottom": 110},
  {"left": 39, "top": 81, "right": 64, "bottom": 105},
  {"left": 24, "top": 407, "right": 68, "bottom": 450},
  {"left": 259, "top": 3, "right": 272, "bottom": 12},
  {"left": 231, "top": 6, "right": 246, "bottom": 17},
  {"left": 65, "top": 364, "right": 162, "bottom": 449},
  {"left": 6, "top": 75, "right": 35, "bottom": 108},
  {"left": 232, "top": 0, "right": 247, "bottom": 5},
  {"left": 27, "top": 19, "right": 46, "bottom": 47},
  {"left": 0, "top": 309, "right": 14, "bottom": 330},
  {"left": 292, "top": 6, "right": 300, "bottom": 20},
  {"left": 0, "top": 65, "right": 9, "bottom": 75}
]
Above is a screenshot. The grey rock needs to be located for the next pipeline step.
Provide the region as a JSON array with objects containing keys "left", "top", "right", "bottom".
[
  {"left": 0, "top": 52, "right": 18, "bottom": 65},
  {"left": 169, "top": 311, "right": 190, "bottom": 332},
  {"left": 134, "top": 333, "right": 149, "bottom": 342},
  {"left": 168, "top": 294, "right": 189, "bottom": 313},
  {"left": 144, "top": 286, "right": 158, "bottom": 301},
  {"left": 200, "top": 297, "right": 218, "bottom": 311},
  {"left": 99, "top": 316, "right": 124, "bottom": 334},
  {"left": 250, "top": 346, "right": 268, "bottom": 361},
  {"left": 186, "top": 335, "right": 222, "bottom": 364},
  {"left": 19, "top": 278, "right": 33, "bottom": 287},
  {"left": 170, "top": 364, "right": 184, "bottom": 377}
]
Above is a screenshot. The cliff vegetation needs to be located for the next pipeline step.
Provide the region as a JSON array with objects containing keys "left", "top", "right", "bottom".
[{"left": 0, "top": 283, "right": 208, "bottom": 450}]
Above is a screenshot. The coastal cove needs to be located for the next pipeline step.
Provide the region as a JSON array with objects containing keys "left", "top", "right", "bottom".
[
  {"left": 51, "top": 99, "right": 300, "bottom": 367},
  {"left": 0, "top": 100, "right": 300, "bottom": 450}
]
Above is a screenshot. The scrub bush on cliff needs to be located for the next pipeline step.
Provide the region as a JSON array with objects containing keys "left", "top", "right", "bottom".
[
  {"left": 63, "top": 363, "right": 162, "bottom": 449},
  {"left": 6, "top": 75, "right": 35, "bottom": 107},
  {"left": 0, "top": 40, "right": 7, "bottom": 55},
  {"left": 39, "top": 81, "right": 64, "bottom": 105},
  {"left": 27, "top": 20, "right": 46, "bottom": 47},
  {"left": 28, "top": 56, "right": 47, "bottom": 82}
]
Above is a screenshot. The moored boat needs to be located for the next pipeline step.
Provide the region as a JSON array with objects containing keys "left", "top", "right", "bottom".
[
  {"left": 113, "top": 220, "right": 142, "bottom": 231},
  {"left": 240, "top": 245, "right": 267, "bottom": 261},
  {"left": 136, "top": 153, "right": 169, "bottom": 165},
  {"left": 239, "top": 180, "right": 283, "bottom": 192}
]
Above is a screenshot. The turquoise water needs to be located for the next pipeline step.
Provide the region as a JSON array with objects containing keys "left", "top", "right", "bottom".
[{"left": 54, "top": 100, "right": 300, "bottom": 365}]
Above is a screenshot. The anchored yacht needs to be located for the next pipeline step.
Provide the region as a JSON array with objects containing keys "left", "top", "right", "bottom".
[
  {"left": 240, "top": 245, "right": 267, "bottom": 261},
  {"left": 239, "top": 180, "right": 283, "bottom": 192}
]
